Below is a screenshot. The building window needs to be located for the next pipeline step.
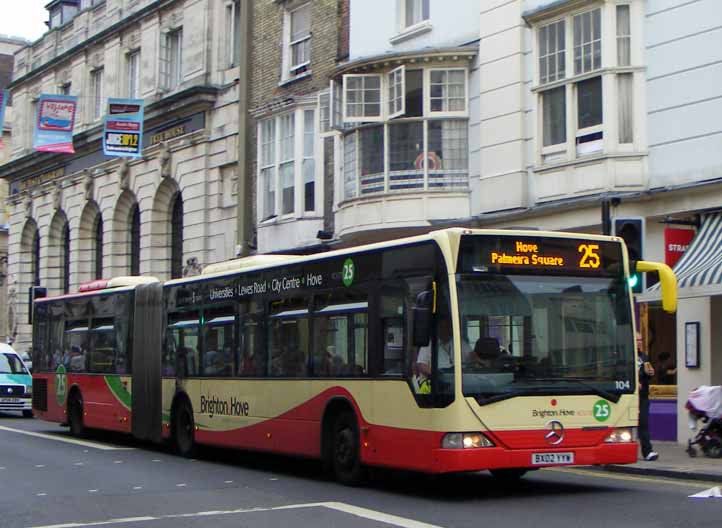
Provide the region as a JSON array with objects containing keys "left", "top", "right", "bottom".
[
  {"left": 94, "top": 216, "right": 103, "bottom": 280},
  {"left": 228, "top": 0, "right": 242, "bottom": 67},
  {"left": 535, "top": 5, "right": 637, "bottom": 163},
  {"left": 62, "top": 224, "right": 70, "bottom": 294},
  {"left": 171, "top": 193, "right": 183, "bottom": 279},
  {"left": 616, "top": 5, "right": 631, "bottom": 67},
  {"left": 403, "top": 0, "right": 429, "bottom": 29},
  {"left": 342, "top": 68, "right": 466, "bottom": 124},
  {"left": 91, "top": 68, "right": 104, "bottom": 120},
  {"left": 127, "top": 50, "right": 140, "bottom": 99},
  {"left": 284, "top": 3, "right": 311, "bottom": 79},
  {"left": 130, "top": 204, "right": 140, "bottom": 276},
  {"left": 161, "top": 29, "right": 183, "bottom": 91},
  {"left": 32, "top": 230, "right": 40, "bottom": 287},
  {"left": 258, "top": 108, "right": 317, "bottom": 221}
]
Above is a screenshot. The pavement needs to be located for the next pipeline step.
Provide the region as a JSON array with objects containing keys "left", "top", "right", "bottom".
[{"left": 592, "top": 441, "right": 722, "bottom": 482}]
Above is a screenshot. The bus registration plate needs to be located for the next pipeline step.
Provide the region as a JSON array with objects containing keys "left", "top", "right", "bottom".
[
  {"left": 0, "top": 397, "right": 20, "bottom": 403},
  {"left": 531, "top": 452, "right": 574, "bottom": 465}
]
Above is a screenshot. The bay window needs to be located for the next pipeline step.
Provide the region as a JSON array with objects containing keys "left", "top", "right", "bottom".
[
  {"left": 338, "top": 64, "right": 469, "bottom": 201},
  {"left": 258, "top": 108, "right": 318, "bottom": 221},
  {"left": 535, "top": 4, "right": 639, "bottom": 164}
]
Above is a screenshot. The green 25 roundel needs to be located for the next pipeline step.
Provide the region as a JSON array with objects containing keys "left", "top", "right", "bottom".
[
  {"left": 342, "top": 258, "right": 355, "bottom": 287},
  {"left": 593, "top": 400, "right": 611, "bottom": 422}
]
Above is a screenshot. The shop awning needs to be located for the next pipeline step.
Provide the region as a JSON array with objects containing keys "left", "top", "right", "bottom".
[{"left": 642, "top": 213, "right": 722, "bottom": 300}]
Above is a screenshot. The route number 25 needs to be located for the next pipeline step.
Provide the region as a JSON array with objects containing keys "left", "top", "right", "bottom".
[{"left": 578, "top": 244, "right": 601, "bottom": 269}]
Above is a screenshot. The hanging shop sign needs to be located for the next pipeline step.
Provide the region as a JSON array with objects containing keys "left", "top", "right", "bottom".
[
  {"left": 664, "top": 228, "right": 695, "bottom": 267},
  {"left": 103, "top": 98, "right": 145, "bottom": 158},
  {"left": 33, "top": 94, "right": 78, "bottom": 154}
]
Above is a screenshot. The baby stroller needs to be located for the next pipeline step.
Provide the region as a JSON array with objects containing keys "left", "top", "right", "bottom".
[{"left": 685, "top": 385, "right": 722, "bottom": 458}]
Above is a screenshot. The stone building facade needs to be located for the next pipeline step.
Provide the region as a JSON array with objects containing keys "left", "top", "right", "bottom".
[{"left": 0, "top": 0, "right": 241, "bottom": 351}]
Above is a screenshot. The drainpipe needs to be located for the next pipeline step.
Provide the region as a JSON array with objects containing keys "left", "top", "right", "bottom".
[{"left": 236, "top": 0, "right": 251, "bottom": 257}]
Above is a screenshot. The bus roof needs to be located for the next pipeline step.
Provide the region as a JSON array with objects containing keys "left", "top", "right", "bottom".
[{"left": 35, "top": 276, "right": 159, "bottom": 302}]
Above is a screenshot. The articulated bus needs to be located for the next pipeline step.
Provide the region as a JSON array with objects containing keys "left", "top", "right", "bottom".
[{"left": 31, "top": 228, "right": 677, "bottom": 483}]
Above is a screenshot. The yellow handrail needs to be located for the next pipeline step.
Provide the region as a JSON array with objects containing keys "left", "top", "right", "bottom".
[{"left": 636, "top": 260, "right": 677, "bottom": 313}]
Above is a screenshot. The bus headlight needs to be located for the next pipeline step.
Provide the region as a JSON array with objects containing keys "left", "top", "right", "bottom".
[
  {"left": 441, "top": 432, "right": 495, "bottom": 449},
  {"left": 604, "top": 427, "right": 636, "bottom": 443},
  {"left": 25, "top": 385, "right": 32, "bottom": 396}
]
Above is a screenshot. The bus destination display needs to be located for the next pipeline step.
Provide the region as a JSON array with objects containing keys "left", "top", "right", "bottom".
[{"left": 459, "top": 235, "right": 623, "bottom": 276}]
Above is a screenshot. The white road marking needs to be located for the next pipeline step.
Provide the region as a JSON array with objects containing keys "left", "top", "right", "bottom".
[
  {"left": 269, "top": 478, "right": 278, "bottom": 481},
  {"left": 0, "top": 426, "right": 134, "bottom": 451},
  {"left": 152, "top": 459, "right": 161, "bottom": 463},
  {"left": 132, "top": 487, "right": 143, "bottom": 490},
  {"left": 113, "top": 461, "right": 123, "bottom": 464},
  {"left": 549, "top": 467, "right": 722, "bottom": 488},
  {"left": 36, "top": 493, "right": 47, "bottom": 497},
  {"left": 26, "top": 501, "right": 443, "bottom": 528},
  {"left": 35, "top": 465, "right": 46, "bottom": 468},
  {"left": 176, "top": 483, "right": 186, "bottom": 487},
  {"left": 73, "top": 462, "right": 84, "bottom": 466},
  {"left": 88, "top": 490, "right": 98, "bottom": 493},
  {"left": 224, "top": 480, "right": 233, "bottom": 484}
]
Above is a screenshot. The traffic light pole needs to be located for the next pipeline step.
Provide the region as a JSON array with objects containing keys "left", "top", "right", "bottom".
[{"left": 601, "top": 200, "right": 611, "bottom": 235}]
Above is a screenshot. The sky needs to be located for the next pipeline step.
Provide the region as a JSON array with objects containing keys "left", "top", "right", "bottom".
[{"left": 0, "top": 1, "right": 49, "bottom": 42}]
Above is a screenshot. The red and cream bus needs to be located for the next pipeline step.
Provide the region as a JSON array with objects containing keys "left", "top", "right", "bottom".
[{"left": 31, "top": 228, "right": 677, "bottom": 483}]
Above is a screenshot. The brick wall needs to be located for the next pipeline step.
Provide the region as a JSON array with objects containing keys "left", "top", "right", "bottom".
[{"left": 246, "top": 0, "right": 344, "bottom": 243}]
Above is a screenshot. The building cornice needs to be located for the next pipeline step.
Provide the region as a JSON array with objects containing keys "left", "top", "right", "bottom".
[
  {"left": 332, "top": 45, "right": 477, "bottom": 78},
  {"left": 522, "top": 0, "right": 600, "bottom": 25},
  {"left": 10, "top": 0, "right": 173, "bottom": 90}
]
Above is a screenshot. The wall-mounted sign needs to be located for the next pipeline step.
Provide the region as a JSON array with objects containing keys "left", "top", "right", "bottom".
[
  {"left": 33, "top": 94, "right": 78, "bottom": 153},
  {"left": 664, "top": 228, "right": 695, "bottom": 268},
  {"left": 103, "top": 98, "right": 145, "bottom": 158}
]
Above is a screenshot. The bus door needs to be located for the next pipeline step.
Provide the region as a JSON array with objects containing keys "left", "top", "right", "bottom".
[{"left": 131, "top": 282, "right": 163, "bottom": 443}]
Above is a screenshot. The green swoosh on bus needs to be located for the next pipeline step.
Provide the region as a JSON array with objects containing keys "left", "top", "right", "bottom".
[{"left": 104, "top": 376, "right": 132, "bottom": 410}]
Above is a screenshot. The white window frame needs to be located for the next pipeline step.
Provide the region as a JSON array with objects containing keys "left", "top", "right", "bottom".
[
  {"left": 388, "top": 65, "right": 406, "bottom": 119},
  {"left": 400, "top": 0, "right": 430, "bottom": 30},
  {"left": 227, "top": 0, "right": 242, "bottom": 68},
  {"left": 91, "top": 68, "right": 104, "bottom": 121},
  {"left": 342, "top": 74, "right": 383, "bottom": 123},
  {"left": 160, "top": 28, "right": 183, "bottom": 91},
  {"left": 426, "top": 68, "right": 468, "bottom": 117},
  {"left": 282, "top": 3, "right": 312, "bottom": 82},
  {"left": 257, "top": 106, "right": 321, "bottom": 223},
  {"left": 533, "top": 4, "right": 641, "bottom": 165},
  {"left": 127, "top": 50, "right": 141, "bottom": 99}
]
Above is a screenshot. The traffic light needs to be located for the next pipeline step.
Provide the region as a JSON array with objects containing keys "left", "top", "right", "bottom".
[
  {"left": 28, "top": 285, "right": 47, "bottom": 324},
  {"left": 614, "top": 218, "right": 644, "bottom": 293}
]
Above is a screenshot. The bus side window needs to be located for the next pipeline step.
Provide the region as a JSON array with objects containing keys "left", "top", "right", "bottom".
[
  {"left": 64, "top": 320, "right": 89, "bottom": 373},
  {"left": 268, "top": 298, "right": 310, "bottom": 377},
  {"left": 239, "top": 301, "right": 265, "bottom": 377},
  {"left": 202, "top": 306, "right": 236, "bottom": 377},
  {"left": 167, "top": 312, "right": 200, "bottom": 377},
  {"left": 379, "top": 282, "right": 406, "bottom": 375},
  {"left": 49, "top": 303, "right": 65, "bottom": 370},
  {"left": 89, "top": 318, "right": 115, "bottom": 374}
]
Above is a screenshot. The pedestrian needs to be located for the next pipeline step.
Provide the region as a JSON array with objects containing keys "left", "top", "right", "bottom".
[{"left": 637, "top": 332, "right": 658, "bottom": 461}]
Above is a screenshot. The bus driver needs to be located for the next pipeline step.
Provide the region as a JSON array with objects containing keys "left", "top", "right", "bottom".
[{"left": 415, "top": 319, "right": 472, "bottom": 393}]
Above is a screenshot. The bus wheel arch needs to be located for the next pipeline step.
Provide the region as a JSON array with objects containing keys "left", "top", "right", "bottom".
[
  {"left": 171, "top": 393, "right": 196, "bottom": 458},
  {"left": 321, "top": 398, "right": 364, "bottom": 485},
  {"left": 67, "top": 386, "right": 86, "bottom": 437}
]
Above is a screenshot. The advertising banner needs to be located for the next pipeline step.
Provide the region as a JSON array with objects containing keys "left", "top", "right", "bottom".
[
  {"left": 33, "top": 94, "right": 78, "bottom": 153},
  {"left": 103, "top": 98, "right": 145, "bottom": 158},
  {"left": 664, "top": 227, "right": 696, "bottom": 267},
  {"left": 0, "top": 89, "right": 8, "bottom": 147}
]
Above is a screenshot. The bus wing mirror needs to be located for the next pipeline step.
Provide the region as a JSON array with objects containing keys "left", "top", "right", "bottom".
[
  {"left": 636, "top": 261, "right": 677, "bottom": 313},
  {"left": 413, "top": 290, "right": 434, "bottom": 347}
]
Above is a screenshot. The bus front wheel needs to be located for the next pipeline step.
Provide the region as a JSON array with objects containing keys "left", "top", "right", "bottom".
[
  {"left": 174, "top": 400, "right": 197, "bottom": 458},
  {"left": 332, "top": 411, "right": 363, "bottom": 485},
  {"left": 68, "top": 394, "right": 86, "bottom": 437}
]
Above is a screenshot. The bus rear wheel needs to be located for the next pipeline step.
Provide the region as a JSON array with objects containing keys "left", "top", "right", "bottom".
[
  {"left": 68, "top": 394, "right": 86, "bottom": 437},
  {"left": 174, "top": 400, "right": 197, "bottom": 458},
  {"left": 332, "top": 411, "right": 363, "bottom": 485}
]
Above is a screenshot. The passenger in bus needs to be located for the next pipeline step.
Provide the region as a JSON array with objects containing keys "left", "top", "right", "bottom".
[
  {"left": 68, "top": 345, "right": 85, "bottom": 372},
  {"left": 471, "top": 337, "right": 502, "bottom": 369}
]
